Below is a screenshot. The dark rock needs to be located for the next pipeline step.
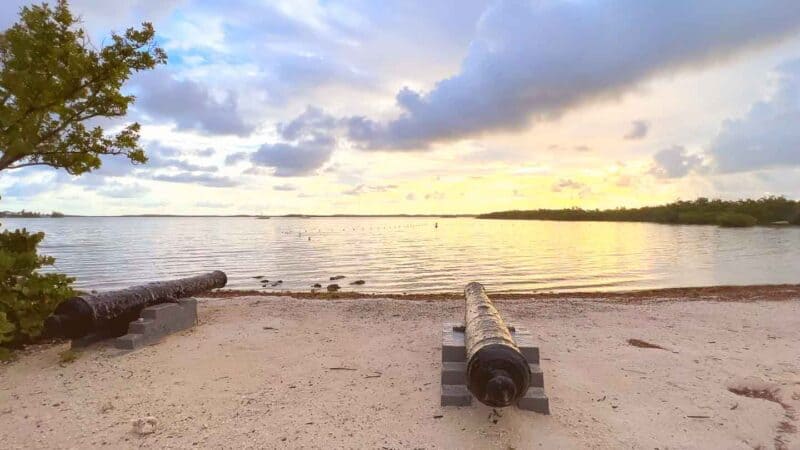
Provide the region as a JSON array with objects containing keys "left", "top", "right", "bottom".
[
  {"left": 327, "top": 284, "right": 340, "bottom": 292},
  {"left": 330, "top": 275, "right": 345, "bottom": 281},
  {"left": 350, "top": 280, "right": 365, "bottom": 285},
  {"left": 312, "top": 283, "right": 322, "bottom": 288},
  {"left": 253, "top": 276, "right": 264, "bottom": 279}
]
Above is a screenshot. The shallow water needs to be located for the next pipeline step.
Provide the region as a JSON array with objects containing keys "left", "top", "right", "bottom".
[{"left": 3, "top": 216, "right": 799, "bottom": 293}]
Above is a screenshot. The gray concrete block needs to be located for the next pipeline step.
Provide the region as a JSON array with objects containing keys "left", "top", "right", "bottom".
[
  {"left": 442, "top": 323, "right": 466, "bottom": 362},
  {"left": 517, "top": 387, "right": 550, "bottom": 414},
  {"left": 518, "top": 344, "right": 540, "bottom": 365},
  {"left": 114, "top": 298, "right": 197, "bottom": 350},
  {"left": 441, "top": 361, "right": 467, "bottom": 385},
  {"left": 441, "top": 384, "right": 472, "bottom": 407},
  {"left": 529, "top": 364, "right": 544, "bottom": 388},
  {"left": 441, "top": 321, "right": 549, "bottom": 413}
]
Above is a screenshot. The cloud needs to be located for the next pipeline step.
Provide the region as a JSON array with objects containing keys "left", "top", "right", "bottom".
[
  {"left": 225, "top": 152, "right": 249, "bottom": 166},
  {"left": 551, "top": 179, "right": 588, "bottom": 193},
  {"left": 146, "top": 144, "right": 218, "bottom": 172},
  {"left": 624, "top": 120, "right": 649, "bottom": 140},
  {"left": 95, "top": 183, "right": 149, "bottom": 198},
  {"left": 250, "top": 135, "right": 336, "bottom": 177},
  {"left": 194, "top": 201, "right": 229, "bottom": 208},
  {"left": 405, "top": 193, "right": 416, "bottom": 201},
  {"left": 278, "top": 106, "right": 339, "bottom": 141},
  {"left": 343, "top": 0, "right": 800, "bottom": 150},
  {"left": 709, "top": 60, "right": 800, "bottom": 173},
  {"left": 424, "top": 191, "right": 445, "bottom": 200},
  {"left": 135, "top": 71, "right": 255, "bottom": 136},
  {"left": 250, "top": 109, "right": 339, "bottom": 176},
  {"left": 2, "top": 179, "right": 52, "bottom": 198},
  {"left": 651, "top": 146, "right": 705, "bottom": 178},
  {"left": 273, "top": 183, "right": 297, "bottom": 191},
  {"left": 343, "top": 184, "right": 398, "bottom": 195},
  {"left": 151, "top": 172, "right": 239, "bottom": 187},
  {"left": 196, "top": 147, "right": 216, "bottom": 157}
]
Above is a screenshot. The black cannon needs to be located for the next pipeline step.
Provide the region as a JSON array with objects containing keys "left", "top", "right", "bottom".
[
  {"left": 464, "top": 282, "right": 531, "bottom": 407},
  {"left": 44, "top": 271, "right": 227, "bottom": 339}
]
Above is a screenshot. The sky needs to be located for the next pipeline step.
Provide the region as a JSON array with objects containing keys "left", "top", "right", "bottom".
[{"left": 2, "top": 0, "right": 800, "bottom": 215}]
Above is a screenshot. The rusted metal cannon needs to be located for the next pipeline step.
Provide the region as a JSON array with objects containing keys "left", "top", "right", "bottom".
[
  {"left": 44, "top": 271, "right": 227, "bottom": 339},
  {"left": 464, "top": 282, "right": 531, "bottom": 407}
]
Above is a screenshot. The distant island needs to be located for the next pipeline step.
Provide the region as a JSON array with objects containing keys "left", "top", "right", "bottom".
[
  {"left": 0, "top": 210, "right": 64, "bottom": 218},
  {"left": 477, "top": 197, "right": 800, "bottom": 228}
]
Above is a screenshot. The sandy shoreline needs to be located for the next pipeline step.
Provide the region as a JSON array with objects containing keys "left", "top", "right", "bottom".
[
  {"left": 1, "top": 293, "right": 799, "bottom": 449},
  {"left": 209, "top": 283, "right": 800, "bottom": 302}
]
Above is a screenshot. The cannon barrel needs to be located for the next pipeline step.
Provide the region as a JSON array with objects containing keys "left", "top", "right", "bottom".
[
  {"left": 464, "top": 282, "right": 530, "bottom": 407},
  {"left": 44, "top": 271, "right": 227, "bottom": 339}
]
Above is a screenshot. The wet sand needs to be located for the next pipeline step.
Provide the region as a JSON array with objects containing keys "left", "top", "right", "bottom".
[{"left": 1, "top": 292, "right": 798, "bottom": 449}]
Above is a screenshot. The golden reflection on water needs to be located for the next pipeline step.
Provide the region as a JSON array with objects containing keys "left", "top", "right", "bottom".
[{"left": 3, "top": 217, "right": 799, "bottom": 293}]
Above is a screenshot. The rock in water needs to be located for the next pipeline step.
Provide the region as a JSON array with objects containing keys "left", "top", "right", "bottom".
[
  {"left": 312, "top": 283, "right": 322, "bottom": 288},
  {"left": 327, "top": 284, "right": 340, "bottom": 292},
  {"left": 132, "top": 417, "right": 158, "bottom": 435},
  {"left": 350, "top": 280, "right": 365, "bottom": 285},
  {"left": 330, "top": 275, "right": 345, "bottom": 280}
]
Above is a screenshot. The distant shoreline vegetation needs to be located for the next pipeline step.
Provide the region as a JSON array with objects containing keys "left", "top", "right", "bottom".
[
  {"left": 0, "top": 210, "right": 64, "bottom": 218},
  {"left": 477, "top": 197, "right": 800, "bottom": 228}
]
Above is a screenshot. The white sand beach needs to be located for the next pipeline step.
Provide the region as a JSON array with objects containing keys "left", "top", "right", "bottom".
[{"left": 1, "top": 295, "right": 798, "bottom": 449}]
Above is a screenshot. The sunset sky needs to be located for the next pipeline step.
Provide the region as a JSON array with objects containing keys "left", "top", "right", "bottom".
[{"left": 2, "top": 0, "right": 800, "bottom": 215}]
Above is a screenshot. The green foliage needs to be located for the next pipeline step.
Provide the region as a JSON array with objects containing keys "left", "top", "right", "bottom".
[
  {"left": 0, "top": 0, "right": 166, "bottom": 174},
  {"left": 478, "top": 196, "right": 800, "bottom": 228},
  {"left": 716, "top": 212, "right": 758, "bottom": 228},
  {"left": 0, "top": 228, "right": 74, "bottom": 345},
  {"left": 0, "top": 1, "right": 163, "bottom": 355}
]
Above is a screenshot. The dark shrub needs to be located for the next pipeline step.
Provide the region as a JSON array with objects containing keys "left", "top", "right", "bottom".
[{"left": 716, "top": 212, "right": 758, "bottom": 228}]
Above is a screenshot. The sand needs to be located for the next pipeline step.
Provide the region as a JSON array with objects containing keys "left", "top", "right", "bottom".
[{"left": 1, "top": 294, "right": 798, "bottom": 449}]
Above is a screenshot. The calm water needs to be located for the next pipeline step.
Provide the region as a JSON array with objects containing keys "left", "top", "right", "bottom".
[{"left": 3, "top": 217, "right": 799, "bottom": 293}]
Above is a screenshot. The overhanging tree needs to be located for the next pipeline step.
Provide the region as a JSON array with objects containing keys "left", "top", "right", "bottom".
[{"left": 0, "top": 0, "right": 165, "bottom": 352}]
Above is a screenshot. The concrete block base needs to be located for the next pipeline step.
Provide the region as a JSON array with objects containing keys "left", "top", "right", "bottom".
[
  {"left": 114, "top": 298, "right": 198, "bottom": 350},
  {"left": 440, "top": 322, "right": 550, "bottom": 414}
]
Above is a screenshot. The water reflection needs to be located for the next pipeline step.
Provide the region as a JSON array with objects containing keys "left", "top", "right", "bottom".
[{"left": 3, "top": 217, "right": 799, "bottom": 293}]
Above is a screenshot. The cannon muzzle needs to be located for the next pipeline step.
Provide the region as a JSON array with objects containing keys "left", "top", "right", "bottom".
[{"left": 464, "top": 282, "right": 530, "bottom": 407}]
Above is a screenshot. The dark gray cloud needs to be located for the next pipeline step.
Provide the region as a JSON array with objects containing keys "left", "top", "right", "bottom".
[
  {"left": 709, "top": 60, "right": 800, "bottom": 173},
  {"left": 278, "top": 107, "right": 339, "bottom": 141},
  {"left": 151, "top": 172, "right": 239, "bottom": 187},
  {"left": 135, "top": 71, "right": 255, "bottom": 136},
  {"left": 343, "top": 0, "right": 800, "bottom": 150},
  {"left": 250, "top": 135, "right": 335, "bottom": 177},
  {"left": 624, "top": 120, "right": 649, "bottom": 140},
  {"left": 248, "top": 109, "right": 339, "bottom": 176},
  {"left": 651, "top": 146, "right": 704, "bottom": 178}
]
